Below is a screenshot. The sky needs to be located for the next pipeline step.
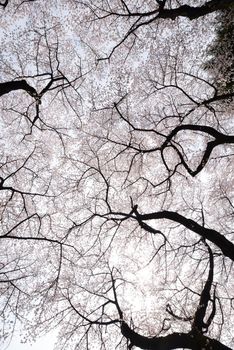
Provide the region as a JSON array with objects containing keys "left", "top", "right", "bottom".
[
  {"left": 5, "top": 334, "right": 55, "bottom": 350},
  {"left": 3, "top": 326, "right": 58, "bottom": 350}
]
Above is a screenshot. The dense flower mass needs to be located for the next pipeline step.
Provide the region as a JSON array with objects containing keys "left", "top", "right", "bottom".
[{"left": 0, "top": 1, "right": 233, "bottom": 349}]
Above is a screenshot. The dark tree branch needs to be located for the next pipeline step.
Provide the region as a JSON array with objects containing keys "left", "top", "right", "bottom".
[
  {"left": 0, "top": 0, "right": 8, "bottom": 8},
  {"left": 165, "top": 125, "right": 234, "bottom": 144},
  {"left": 0, "top": 0, "right": 36, "bottom": 9},
  {"left": 192, "top": 242, "right": 215, "bottom": 332},
  {"left": 131, "top": 208, "right": 234, "bottom": 262},
  {"left": 121, "top": 321, "right": 232, "bottom": 350},
  {"left": 0, "top": 80, "right": 37, "bottom": 97},
  {"left": 96, "top": 0, "right": 234, "bottom": 60},
  {"left": 114, "top": 98, "right": 234, "bottom": 176},
  {"left": 203, "top": 91, "right": 234, "bottom": 104},
  {"left": 166, "top": 303, "right": 193, "bottom": 322},
  {"left": 163, "top": 124, "right": 234, "bottom": 176},
  {"left": 157, "top": 0, "right": 234, "bottom": 20}
]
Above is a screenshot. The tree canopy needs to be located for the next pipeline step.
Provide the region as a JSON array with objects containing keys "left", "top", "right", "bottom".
[
  {"left": 0, "top": 1, "right": 234, "bottom": 350},
  {"left": 204, "top": 8, "right": 234, "bottom": 94}
]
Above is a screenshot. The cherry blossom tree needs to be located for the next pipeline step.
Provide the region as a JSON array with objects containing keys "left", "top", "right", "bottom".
[{"left": 0, "top": 1, "right": 233, "bottom": 350}]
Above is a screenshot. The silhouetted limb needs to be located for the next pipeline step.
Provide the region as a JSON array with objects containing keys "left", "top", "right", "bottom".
[
  {"left": 128, "top": 207, "right": 234, "bottom": 262},
  {"left": 192, "top": 242, "right": 215, "bottom": 332},
  {"left": 121, "top": 321, "right": 232, "bottom": 350},
  {"left": 0, "top": 80, "right": 37, "bottom": 97},
  {"left": 163, "top": 124, "right": 234, "bottom": 176}
]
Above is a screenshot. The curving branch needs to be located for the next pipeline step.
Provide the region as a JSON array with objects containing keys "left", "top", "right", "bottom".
[
  {"left": 121, "top": 321, "right": 232, "bottom": 350},
  {"left": 0, "top": 0, "right": 8, "bottom": 8},
  {"left": 108, "top": 207, "right": 234, "bottom": 262},
  {"left": 163, "top": 124, "right": 234, "bottom": 176},
  {"left": 134, "top": 209, "right": 234, "bottom": 262},
  {"left": 113, "top": 98, "right": 234, "bottom": 177}
]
